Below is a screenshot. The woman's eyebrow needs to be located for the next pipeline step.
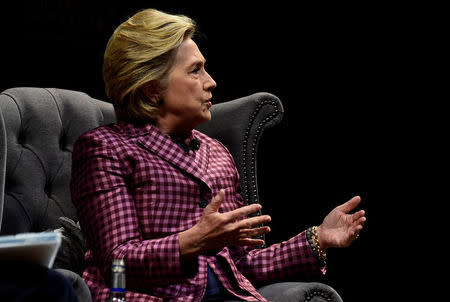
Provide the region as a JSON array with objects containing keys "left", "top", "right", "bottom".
[{"left": 187, "top": 57, "right": 206, "bottom": 69}]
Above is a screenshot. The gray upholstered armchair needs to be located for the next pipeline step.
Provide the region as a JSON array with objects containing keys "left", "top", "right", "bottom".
[{"left": 0, "top": 87, "right": 342, "bottom": 302}]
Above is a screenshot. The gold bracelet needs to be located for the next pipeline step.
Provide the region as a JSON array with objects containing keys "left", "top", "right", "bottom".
[{"left": 311, "top": 226, "right": 327, "bottom": 263}]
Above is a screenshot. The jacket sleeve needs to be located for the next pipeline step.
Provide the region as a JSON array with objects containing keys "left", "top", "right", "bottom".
[
  {"left": 229, "top": 231, "right": 326, "bottom": 286},
  {"left": 70, "top": 131, "right": 184, "bottom": 288}
]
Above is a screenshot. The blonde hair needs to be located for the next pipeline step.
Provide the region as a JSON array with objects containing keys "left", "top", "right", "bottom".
[{"left": 103, "top": 9, "right": 196, "bottom": 123}]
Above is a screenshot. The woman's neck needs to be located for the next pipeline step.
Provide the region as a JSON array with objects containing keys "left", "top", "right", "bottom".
[{"left": 156, "top": 118, "right": 193, "bottom": 140}]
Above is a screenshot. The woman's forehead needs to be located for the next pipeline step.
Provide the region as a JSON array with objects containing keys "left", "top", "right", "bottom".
[{"left": 174, "top": 38, "right": 206, "bottom": 68}]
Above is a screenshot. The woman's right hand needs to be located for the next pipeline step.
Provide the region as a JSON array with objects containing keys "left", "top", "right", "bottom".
[{"left": 179, "top": 189, "right": 271, "bottom": 261}]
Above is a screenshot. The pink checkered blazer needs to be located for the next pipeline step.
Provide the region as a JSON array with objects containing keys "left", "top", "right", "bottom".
[{"left": 71, "top": 122, "right": 325, "bottom": 302}]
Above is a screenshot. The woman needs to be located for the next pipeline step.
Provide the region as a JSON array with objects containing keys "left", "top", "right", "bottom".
[{"left": 71, "top": 8, "right": 366, "bottom": 302}]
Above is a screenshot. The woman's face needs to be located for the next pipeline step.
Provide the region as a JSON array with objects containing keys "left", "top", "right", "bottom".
[{"left": 159, "top": 38, "right": 216, "bottom": 133}]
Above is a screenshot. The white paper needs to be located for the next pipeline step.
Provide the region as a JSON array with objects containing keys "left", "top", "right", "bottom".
[{"left": 0, "top": 232, "right": 61, "bottom": 268}]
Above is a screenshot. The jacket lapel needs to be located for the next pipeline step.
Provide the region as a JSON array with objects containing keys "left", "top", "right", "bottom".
[{"left": 133, "top": 123, "right": 210, "bottom": 181}]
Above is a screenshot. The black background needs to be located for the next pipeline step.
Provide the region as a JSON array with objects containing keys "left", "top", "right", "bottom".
[{"left": 0, "top": 1, "right": 435, "bottom": 300}]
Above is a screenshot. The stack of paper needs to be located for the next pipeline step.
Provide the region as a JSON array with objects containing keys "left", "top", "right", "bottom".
[{"left": 0, "top": 232, "right": 61, "bottom": 268}]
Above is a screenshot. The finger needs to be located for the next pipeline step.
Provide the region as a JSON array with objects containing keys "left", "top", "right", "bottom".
[
  {"left": 207, "top": 189, "right": 225, "bottom": 213},
  {"left": 236, "top": 238, "right": 265, "bottom": 247},
  {"left": 239, "top": 226, "right": 271, "bottom": 238},
  {"left": 226, "top": 203, "right": 262, "bottom": 221},
  {"left": 337, "top": 196, "right": 361, "bottom": 213},
  {"left": 351, "top": 224, "right": 364, "bottom": 237},
  {"left": 236, "top": 215, "right": 271, "bottom": 229},
  {"left": 356, "top": 216, "right": 366, "bottom": 226},
  {"left": 355, "top": 225, "right": 363, "bottom": 236},
  {"left": 352, "top": 210, "right": 365, "bottom": 222}
]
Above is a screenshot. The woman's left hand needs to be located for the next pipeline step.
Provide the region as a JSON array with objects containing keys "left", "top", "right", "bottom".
[{"left": 317, "top": 196, "right": 366, "bottom": 250}]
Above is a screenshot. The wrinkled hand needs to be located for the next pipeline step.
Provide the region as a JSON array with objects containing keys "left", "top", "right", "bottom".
[
  {"left": 179, "top": 189, "right": 271, "bottom": 260},
  {"left": 317, "top": 196, "right": 366, "bottom": 250}
]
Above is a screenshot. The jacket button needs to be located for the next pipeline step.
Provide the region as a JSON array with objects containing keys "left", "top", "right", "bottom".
[{"left": 199, "top": 199, "right": 209, "bottom": 208}]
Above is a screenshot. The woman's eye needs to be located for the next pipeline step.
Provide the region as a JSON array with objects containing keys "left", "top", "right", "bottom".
[{"left": 191, "top": 67, "right": 200, "bottom": 74}]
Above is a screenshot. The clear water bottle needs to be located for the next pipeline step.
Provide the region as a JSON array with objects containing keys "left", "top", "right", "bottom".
[{"left": 108, "top": 259, "right": 126, "bottom": 302}]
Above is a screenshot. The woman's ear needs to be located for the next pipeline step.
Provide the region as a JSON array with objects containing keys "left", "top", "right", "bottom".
[{"left": 142, "top": 80, "right": 161, "bottom": 105}]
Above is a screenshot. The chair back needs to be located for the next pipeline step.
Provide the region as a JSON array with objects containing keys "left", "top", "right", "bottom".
[
  {"left": 0, "top": 87, "right": 115, "bottom": 233},
  {"left": 197, "top": 92, "right": 284, "bottom": 205},
  {"left": 0, "top": 88, "right": 283, "bottom": 234}
]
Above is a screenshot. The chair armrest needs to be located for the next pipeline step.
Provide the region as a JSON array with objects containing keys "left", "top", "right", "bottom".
[
  {"left": 55, "top": 268, "right": 92, "bottom": 302},
  {"left": 0, "top": 106, "right": 6, "bottom": 230},
  {"left": 256, "top": 282, "right": 343, "bottom": 302}
]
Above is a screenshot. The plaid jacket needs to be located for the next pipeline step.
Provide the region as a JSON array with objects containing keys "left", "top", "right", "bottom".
[{"left": 71, "top": 122, "right": 325, "bottom": 302}]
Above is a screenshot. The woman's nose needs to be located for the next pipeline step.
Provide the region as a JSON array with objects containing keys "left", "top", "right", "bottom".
[{"left": 204, "top": 71, "right": 217, "bottom": 91}]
